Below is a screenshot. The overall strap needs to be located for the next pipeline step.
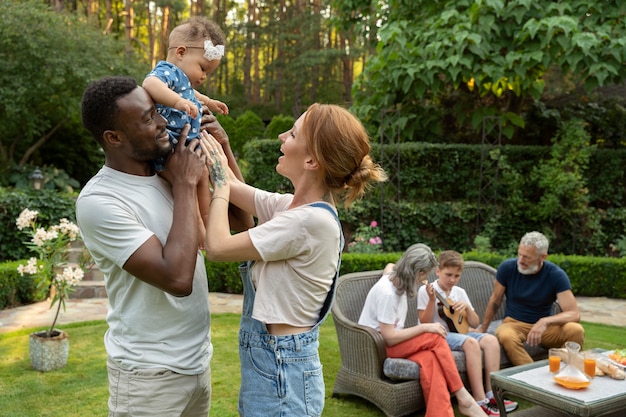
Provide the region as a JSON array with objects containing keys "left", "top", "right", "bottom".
[{"left": 309, "top": 202, "right": 344, "bottom": 325}]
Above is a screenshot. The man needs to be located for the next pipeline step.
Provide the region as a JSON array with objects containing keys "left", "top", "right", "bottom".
[
  {"left": 480, "top": 231, "right": 585, "bottom": 366},
  {"left": 76, "top": 76, "right": 247, "bottom": 416}
]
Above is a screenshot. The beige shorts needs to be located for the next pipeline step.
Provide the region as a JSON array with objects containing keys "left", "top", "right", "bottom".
[{"left": 107, "top": 358, "right": 211, "bottom": 417}]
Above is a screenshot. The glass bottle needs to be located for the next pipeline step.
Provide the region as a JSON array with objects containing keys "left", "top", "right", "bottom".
[{"left": 554, "top": 341, "right": 591, "bottom": 389}]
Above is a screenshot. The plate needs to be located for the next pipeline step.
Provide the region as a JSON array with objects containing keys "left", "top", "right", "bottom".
[{"left": 600, "top": 350, "right": 626, "bottom": 369}]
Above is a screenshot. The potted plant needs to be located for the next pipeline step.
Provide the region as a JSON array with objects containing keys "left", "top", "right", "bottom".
[{"left": 16, "top": 208, "right": 84, "bottom": 372}]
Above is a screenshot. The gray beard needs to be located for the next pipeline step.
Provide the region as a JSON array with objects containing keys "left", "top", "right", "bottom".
[{"left": 517, "top": 262, "right": 540, "bottom": 275}]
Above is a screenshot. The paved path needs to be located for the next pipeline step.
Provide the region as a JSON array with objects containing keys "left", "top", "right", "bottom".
[
  {"left": 1, "top": 294, "right": 625, "bottom": 334},
  {"left": 0, "top": 293, "right": 243, "bottom": 334}
]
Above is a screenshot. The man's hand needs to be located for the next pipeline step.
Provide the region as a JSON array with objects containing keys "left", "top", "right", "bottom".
[
  {"left": 527, "top": 319, "right": 548, "bottom": 347},
  {"left": 163, "top": 124, "right": 205, "bottom": 187},
  {"left": 199, "top": 107, "right": 229, "bottom": 146}
]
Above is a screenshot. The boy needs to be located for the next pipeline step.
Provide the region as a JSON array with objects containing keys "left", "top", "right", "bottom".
[{"left": 417, "top": 251, "right": 518, "bottom": 416}]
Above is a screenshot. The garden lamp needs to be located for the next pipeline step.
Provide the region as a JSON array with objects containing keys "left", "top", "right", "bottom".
[{"left": 29, "top": 167, "right": 45, "bottom": 191}]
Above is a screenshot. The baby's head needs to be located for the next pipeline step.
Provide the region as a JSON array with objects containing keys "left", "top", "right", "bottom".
[{"left": 167, "top": 17, "right": 226, "bottom": 86}]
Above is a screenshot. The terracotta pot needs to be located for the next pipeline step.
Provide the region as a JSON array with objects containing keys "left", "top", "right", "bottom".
[{"left": 29, "top": 329, "right": 69, "bottom": 372}]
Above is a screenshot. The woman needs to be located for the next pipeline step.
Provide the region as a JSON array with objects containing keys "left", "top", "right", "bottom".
[
  {"left": 358, "top": 244, "right": 488, "bottom": 417},
  {"left": 201, "top": 103, "right": 387, "bottom": 416}
]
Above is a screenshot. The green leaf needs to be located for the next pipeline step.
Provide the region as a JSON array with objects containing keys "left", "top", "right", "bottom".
[
  {"left": 522, "top": 17, "right": 540, "bottom": 39},
  {"left": 572, "top": 32, "right": 599, "bottom": 55},
  {"left": 504, "top": 112, "right": 525, "bottom": 128}
]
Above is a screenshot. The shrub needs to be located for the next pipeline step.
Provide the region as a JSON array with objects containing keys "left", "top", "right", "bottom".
[
  {"left": 231, "top": 111, "right": 266, "bottom": 157},
  {"left": 0, "top": 188, "right": 77, "bottom": 262},
  {"left": 264, "top": 114, "right": 295, "bottom": 140},
  {"left": 0, "top": 260, "right": 42, "bottom": 309}
]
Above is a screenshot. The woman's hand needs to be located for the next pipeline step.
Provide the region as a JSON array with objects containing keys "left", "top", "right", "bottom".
[
  {"left": 420, "top": 322, "right": 447, "bottom": 337},
  {"left": 199, "top": 130, "right": 230, "bottom": 194}
]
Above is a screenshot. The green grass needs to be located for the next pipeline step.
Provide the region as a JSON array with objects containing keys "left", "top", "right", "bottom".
[{"left": 0, "top": 316, "right": 624, "bottom": 417}]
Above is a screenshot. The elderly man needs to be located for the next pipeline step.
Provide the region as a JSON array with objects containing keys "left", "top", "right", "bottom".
[{"left": 480, "top": 231, "right": 585, "bottom": 365}]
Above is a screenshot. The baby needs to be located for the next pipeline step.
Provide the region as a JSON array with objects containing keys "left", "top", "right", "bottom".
[{"left": 143, "top": 16, "right": 228, "bottom": 170}]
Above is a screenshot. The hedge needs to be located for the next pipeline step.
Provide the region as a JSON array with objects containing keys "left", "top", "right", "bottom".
[
  {"left": 2, "top": 252, "right": 624, "bottom": 310},
  {"left": 203, "top": 252, "right": 626, "bottom": 299}
]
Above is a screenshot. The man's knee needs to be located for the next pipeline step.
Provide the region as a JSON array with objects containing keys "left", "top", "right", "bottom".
[
  {"left": 496, "top": 324, "right": 519, "bottom": 343},
  {"left": 563, "top": 322, "right": 585, "bottom": 344}
]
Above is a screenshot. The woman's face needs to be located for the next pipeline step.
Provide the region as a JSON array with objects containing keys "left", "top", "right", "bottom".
[{"left": 276, "top": 112, "right": 310, "bottom": 180}]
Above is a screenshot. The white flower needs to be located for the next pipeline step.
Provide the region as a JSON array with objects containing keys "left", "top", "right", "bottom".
[
  {"left": 17, "top": 257, "right": 39, "bottom": 276},
  {"left": 53, "top": 219, "right": 80, "bottom": 241},
  {"left": 32, "top": 228, "right": 58, "bottom": 246},
  {"left": 16, "top": 209, "right": 39, "bottom": 230},
  {"left": 15, "top": 208, "right": 85, "bottom": 336},
  {"left": 55, "top": 266, "right": 84, "bottom": 286}
]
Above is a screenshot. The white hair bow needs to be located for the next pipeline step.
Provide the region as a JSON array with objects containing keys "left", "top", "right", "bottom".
[{"left": 204, "top": 40, "right": 225, "bottom": 61}]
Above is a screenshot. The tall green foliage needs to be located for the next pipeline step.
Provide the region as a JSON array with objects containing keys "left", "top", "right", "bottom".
[
  {"left": 0, "top": 0, "right": 144, "bottom": 184},
  {"left": 490, "top": 119, "right": 599, "bottom": 253},
  {"left": 264, "top": 115, "right": 295, "bottom": 140},
  {"left": 345, "top": 0, "right": 626, "bottom": 142},
  {"left": 231, "top": 111, "right": 266, "bottom": 156}
]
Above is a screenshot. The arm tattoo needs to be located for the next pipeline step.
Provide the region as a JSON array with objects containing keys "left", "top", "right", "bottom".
[{"left": 210, "top": 157, "right": 227, "bottom": 187}]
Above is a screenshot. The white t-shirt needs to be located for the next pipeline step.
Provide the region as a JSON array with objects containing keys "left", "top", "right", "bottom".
[
  {"left": 76, "top": 166, "right": 212, "bottom": 374},
  {"left": 248, "top": 190, "right": 341, "bottom": 327},
  {"left": 416, "top": 281, "right": 474, "bottom": 330},
  {"left": 358, "top": 275, "right": 407, "bottom": 331}
]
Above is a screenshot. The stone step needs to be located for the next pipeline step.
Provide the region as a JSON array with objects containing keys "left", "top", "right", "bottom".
[
  {"left": 70, "top": 280, "right": 107, "bottom": 299},
  {"left": 82, "top": 266, "right": 103, "bottom": 282},
  {"left": 72, "top": 264, "right": 105, "bottom": 299}
]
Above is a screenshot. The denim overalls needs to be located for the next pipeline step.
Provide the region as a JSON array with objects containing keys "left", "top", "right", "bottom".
[{"left": 237, "top": 202, "right": 343, "bottom": 417}]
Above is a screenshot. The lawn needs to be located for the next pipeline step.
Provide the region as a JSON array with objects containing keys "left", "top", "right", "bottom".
[{"left": 0, "top": 315, "right": 624, "bottom": 417}]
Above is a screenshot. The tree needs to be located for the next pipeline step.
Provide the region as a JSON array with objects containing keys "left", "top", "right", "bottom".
[
  {"left": 344, "top": 0, "right": 626, "bottom": 142},
  {"left": 0, "top": 0, "right": 144, "bottom": 183}
]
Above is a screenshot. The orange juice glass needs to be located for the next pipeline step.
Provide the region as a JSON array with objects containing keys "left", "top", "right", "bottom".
[
  {"left": 584, "top": 353, "right": 596, "bottom": 378},
  {"left": 549, "top": 348, "right": 561, "bottom": 373}
]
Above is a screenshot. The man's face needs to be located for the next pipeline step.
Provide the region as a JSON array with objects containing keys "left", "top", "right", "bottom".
[
  {"left": 517, "top": 244, "right": 545, "bottom": 275},
  {"left": 114, "top": 87, "right": 171, "bottom": 161}
]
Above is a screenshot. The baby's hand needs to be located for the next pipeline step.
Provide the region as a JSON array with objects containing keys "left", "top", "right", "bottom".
[
  {"left": 174, "top": 98, "right": 199, "bottom": 118},
  {"left": 208, "top": 99, "right": 229, "bottom": 115}
]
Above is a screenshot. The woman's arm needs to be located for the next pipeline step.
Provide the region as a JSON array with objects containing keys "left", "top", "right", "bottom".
[
  {"left": 200, "top": 132, "right": 261, "bottom": 262},
  {"left": 379, "top": 321, "right": 448, "bottom": 347},
  {"left": 200, "top": 110, "right": 255, "bottom": 230}
]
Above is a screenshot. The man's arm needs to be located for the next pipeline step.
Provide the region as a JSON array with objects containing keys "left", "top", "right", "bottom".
[
  {"left": 480, "top": 280, "right": 506, "bottom": 333},
  {"left": 123, "top": 131, "right": 206, "bottom": 296},
  {"left": 526, "top": 289, "right": 581, "bottom": 346}
]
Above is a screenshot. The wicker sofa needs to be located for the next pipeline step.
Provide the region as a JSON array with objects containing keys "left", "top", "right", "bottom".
[{"left": 331, "top": 262, "right": 556, "bottom": 417}]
